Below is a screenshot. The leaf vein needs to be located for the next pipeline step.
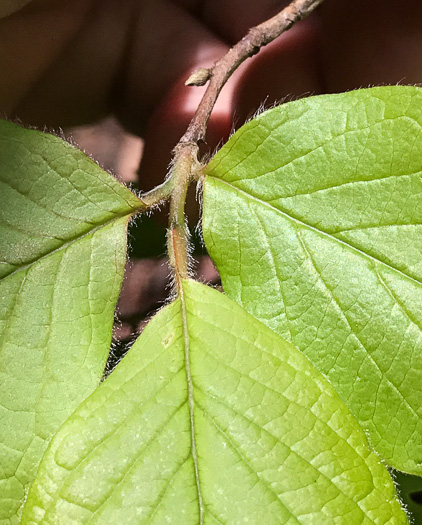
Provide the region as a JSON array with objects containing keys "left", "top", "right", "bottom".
[{"left": 296, "top": 229, "right": 420, "bottom": 422}]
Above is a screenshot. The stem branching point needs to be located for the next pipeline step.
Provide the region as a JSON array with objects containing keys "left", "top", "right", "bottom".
[{"left": 150, "top": 0, "right": 325, "bottom": 291}]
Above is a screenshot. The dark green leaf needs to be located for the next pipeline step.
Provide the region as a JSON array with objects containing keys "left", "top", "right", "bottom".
[{"left": 0, "top": 120, "right": 142, "bottom": 522}]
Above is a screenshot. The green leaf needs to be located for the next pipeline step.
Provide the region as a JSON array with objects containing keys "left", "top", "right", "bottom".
[
  {"left": 0, "top": 120, "right": 142, "bottom": 522},
  {"left": 202, "top": 86, "right": 422, "bottom": 475},
  {"left": 22, "top": 280, "right": 406, "bottom": 523}
]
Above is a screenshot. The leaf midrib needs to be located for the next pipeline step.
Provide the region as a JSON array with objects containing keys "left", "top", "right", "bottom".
[
  {"left": 180, "top": 283, "right": 204, "bottom": 524},
  {"left": 209, "top": 177, "right": 422, "bottom": 289},
  {"left": 1, "top": 209, "right": 137, "bottom": 282}
]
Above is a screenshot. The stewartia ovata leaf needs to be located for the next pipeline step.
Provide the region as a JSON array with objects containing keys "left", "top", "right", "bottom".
[
  {"left": 0, "top": 120, "right": 142, "bottom": 522},
  {"left": 22, "top": 280, "right": 406, "bottom": 523},
  {"left": 202, "top": 86, "right": 422, "bottom": 475}
]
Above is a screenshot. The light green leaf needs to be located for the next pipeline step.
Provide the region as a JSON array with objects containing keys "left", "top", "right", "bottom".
[
  {"left": 22, "top": 280, "right": 406, "bottom": 524},
  {"left": 202, "top": 86, "right": 422, "bottom": 475},
  {"left": 0, "top": 120, "right": 142, "bottom": 522}
]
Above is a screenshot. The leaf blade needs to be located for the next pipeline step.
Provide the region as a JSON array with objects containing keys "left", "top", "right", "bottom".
[
  {"left": 202, "top": 86, "right": 422, "bottom": 475},
  {"left": 22, "top": 281, "right": 407, "bottom": 523},
  {"left": 0, "top": 120, "right": 142, "bottom": 522}
]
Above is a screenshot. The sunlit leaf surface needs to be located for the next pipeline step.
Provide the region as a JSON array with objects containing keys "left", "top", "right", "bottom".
[
  {"left": 203, "top": 86, "right": 422, "bottom": 475},
  {"left": 22, "top": 281, "right": 406, "bottom": 524}
]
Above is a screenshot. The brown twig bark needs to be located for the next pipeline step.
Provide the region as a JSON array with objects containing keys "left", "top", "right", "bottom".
[
  {"left": 181, "top": 0, "right": 325, "bottom": 144},
  {"left": 168, "top": 0, "right": 325, "bottom": 290}
]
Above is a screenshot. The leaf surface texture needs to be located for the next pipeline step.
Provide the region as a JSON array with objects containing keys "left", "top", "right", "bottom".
[
  {"left": 0, "top": 120, "right": 141, "bottom": 522},
  {"left": 22, "top": 280, "right": 406, "bottom": 524},
  {"left": 202, "top": 86, "right": 422, "bottom": 475}
]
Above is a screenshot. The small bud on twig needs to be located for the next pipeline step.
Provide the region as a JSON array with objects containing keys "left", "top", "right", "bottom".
[{"left": 185, "top": 68, "right": 211, "bottom": 87}]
